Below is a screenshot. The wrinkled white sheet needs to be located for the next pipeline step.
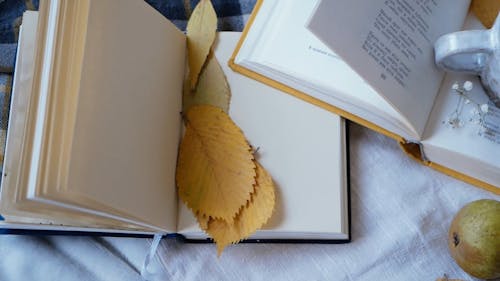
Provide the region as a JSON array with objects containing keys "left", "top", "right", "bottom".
[{"left": 0, "top": 124, "right": 498, "bottom": 281}]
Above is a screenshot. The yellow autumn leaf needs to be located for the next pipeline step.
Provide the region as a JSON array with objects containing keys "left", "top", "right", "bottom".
[
  {"left": 186, "top": 0, "right": 217, "bottom": 89},
  {"left": 471, "top": 0, "right": 500, "bottom": 28},
  {"left": 176, "top": 105, "right": 256, "bottom": 222},
  {"left": 196, "top": 212, "right": 210, "bottom": 230},
  {"left": 183, "top": 53, "right": 231, "bottom": 114},
  {"left": 206, "top": 163, "right": 276, "bottom": 255}
]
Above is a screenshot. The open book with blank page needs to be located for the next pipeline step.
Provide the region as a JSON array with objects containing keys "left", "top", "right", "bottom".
[
  {"left": 0, "top": 0, "right": 350, "bottom": 242},
  {"left": 229, "top": 0, "right": 500, "bottom": 194}
]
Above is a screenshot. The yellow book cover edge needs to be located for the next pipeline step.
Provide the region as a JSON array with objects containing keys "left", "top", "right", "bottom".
[{"left": 228, "top": 0, "right": 499, "bottom": 195}]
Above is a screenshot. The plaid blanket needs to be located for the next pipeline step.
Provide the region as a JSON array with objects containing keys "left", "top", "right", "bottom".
[{"left": 0, "top": 0, "right": 255, "bottom": 170}]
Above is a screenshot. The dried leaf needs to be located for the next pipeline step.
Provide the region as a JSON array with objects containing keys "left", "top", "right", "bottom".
[
  {"left": 196, "top": 212, "right": 210, "bottom": 230},
  {"left": 183, "top": 53, "right": 231, "bottom": 113},
  {"left": 186, "top": 0, "right": 217, "bottom": 89},
  {"left": 176, "top": 105, "right": 256, "bottom": 222},
  {"left": 206, "top": 163, "right": 276, "bottom": 255},
  {"left": 471, "top": 0, "right": 500, "bottom": 28}
]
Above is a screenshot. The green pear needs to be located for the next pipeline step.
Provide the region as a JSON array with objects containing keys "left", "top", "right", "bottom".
[{"left": 448, "top": 199, "right": 500, "bottom": 280}]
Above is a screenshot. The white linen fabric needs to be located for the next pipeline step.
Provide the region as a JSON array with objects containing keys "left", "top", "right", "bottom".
[{"left": 0, "top": 123, "right": 498, "bottom": 281}]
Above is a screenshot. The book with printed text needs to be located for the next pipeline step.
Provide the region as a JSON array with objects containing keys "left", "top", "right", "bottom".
[{"left": 229, "top": 0, "right": 500, "bottom": 194}]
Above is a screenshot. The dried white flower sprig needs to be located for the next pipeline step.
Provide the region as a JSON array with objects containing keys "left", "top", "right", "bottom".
[{"left": 443, "top": 81, "right": 490, "bottom": 134}]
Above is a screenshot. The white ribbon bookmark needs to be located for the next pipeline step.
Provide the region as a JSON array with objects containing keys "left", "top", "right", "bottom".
[{"left": 140, "top": 233, "right": 165, "bottom": 280}]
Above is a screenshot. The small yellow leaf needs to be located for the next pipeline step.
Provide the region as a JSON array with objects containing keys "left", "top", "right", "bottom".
[
  {"left": 183, "top": 53, "right": 231, "bottom": 113},
  {"left": 186, "top": 0, "right": 217, "bottom": 89},
  {"left": 471, "top": 0, "right": 500, "bottom": 28},
  {"left": 206, "top": 163, "right": 276, "bottom": 255},
  {"left": 176, "top": 105, "right": 256, "bottom": 222}
]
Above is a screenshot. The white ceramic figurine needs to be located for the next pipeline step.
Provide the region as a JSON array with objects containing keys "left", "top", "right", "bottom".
[{"left": 435, "top": 13, "right": 500, "bottom": 108}]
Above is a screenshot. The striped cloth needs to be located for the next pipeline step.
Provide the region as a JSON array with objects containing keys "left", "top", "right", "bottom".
[{"left": 0, "top": 0, "right": 255, "bottom": 172}]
